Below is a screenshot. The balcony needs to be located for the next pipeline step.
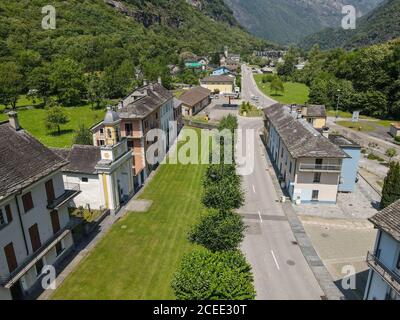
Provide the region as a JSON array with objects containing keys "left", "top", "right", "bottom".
[
  {"left": 299, "top": 163, "right": 342, "bottom": 173},
  {"left": 47, "top": 183, "right": 80, "bottom": 210},
  {"left": 367, "top": 251, "right": 400, "bottom": 295}
]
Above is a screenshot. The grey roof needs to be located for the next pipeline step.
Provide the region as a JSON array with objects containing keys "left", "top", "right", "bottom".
[
  {"left": 264, "top": 104, "right": 348, "bottom": 159},
  {"left": 104, "top": 108, "right": 120, "bottom": 124},
  {"left": 369, "top": 200, "right": 400, "bottom": 242},
  {"left": 179, "top": 87, "right": 211, "bottom": 107},
  {"left": 52, "top": 145, "right": 101, "bottom": 175},
  {"left": 117, "top": 83, "right": 173, "bottom": 119},
  {"left": 0, "top": 122, "right": 68, "bottom": 200},
  {"left": 201, "top": 75, "right": 235, "bottom": 83},
  {"left": 304, "top": 104, "right": 326, "bottom": 118},
  {"left": 328, "top": 134, "right": 360, "bottom": 148},
  {"left": 173, "top": 97, "right": 183, "bottom": 109}
]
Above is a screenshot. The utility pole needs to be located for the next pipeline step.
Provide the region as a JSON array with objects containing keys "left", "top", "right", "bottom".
[{"left": 335, "top": 89, "right": 341, "bottom": 123}]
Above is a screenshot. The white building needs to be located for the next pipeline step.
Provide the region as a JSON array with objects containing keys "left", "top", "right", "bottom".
[
  {"left": 364, "top": 200, "right": 400, "bottom": 300},
  {"left": 0, "top": 112, "right": 79, "bottom": 300},
  {"left": 54, "top": 110, "right": 135, "bottom": 214}
]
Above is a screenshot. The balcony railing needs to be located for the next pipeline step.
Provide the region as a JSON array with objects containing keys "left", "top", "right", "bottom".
[
  {"left": 47, "top": 183, "right": 80, "bottom": 210},
  {"left": 366, "top": 251, "right": 400, "bottom": 295},
  {"left": 299, "top": 163, "right": 342, "bottom": 173}
]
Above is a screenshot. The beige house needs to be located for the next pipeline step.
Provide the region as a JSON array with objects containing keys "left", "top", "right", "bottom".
[
  {"left": 200, "top": 75, "right": 236, "bottom": 94},
  {"left": 180, "top": 86, "right": 211, "bottom": 116},
  {"left": 264, "top": 104, "right": 348, "bottom": 204},
  {"left": 289, "top": 104, "right": 327, "bottom": 130},
  {"left": 0, "top": 113, "right": 79, "bottom": 300}
]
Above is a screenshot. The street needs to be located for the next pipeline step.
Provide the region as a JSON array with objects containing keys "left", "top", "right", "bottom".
[{"left": 238, "top": 65, "right": 325, "bottom": 299}]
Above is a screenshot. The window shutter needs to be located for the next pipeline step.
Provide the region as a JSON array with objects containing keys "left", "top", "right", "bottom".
[{"left": 5, "top": 205, "right": 12, "bottom": 223}]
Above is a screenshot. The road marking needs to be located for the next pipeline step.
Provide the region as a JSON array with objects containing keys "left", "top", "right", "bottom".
[
  {"left": 271, "top": 250, "right": 280, "bottom": 270},
  {"left": 258, "top": 211, "right": 263, "bottom": 223},
  {"left": 252, "top": 185, "right": 256, "bottom": 193}
]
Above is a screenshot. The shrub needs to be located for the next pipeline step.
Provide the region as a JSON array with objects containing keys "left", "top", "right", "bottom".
[
  {"left": 171, "top": 250, "right": 256, "bottom": 300},
  {"left": 381, "top": 161, "right": 400, "bottom": 209},
  {"left": 203, "top": 163, "right": 239, "bottom": 188},
  {"left": 188, "top": 211, "right": 245, "bottom": 251},
  {"left": 218, "top": 114, "right": 238, "bottom": 133},
  {"left": 202, "top": 176, "right": 244, "bottom": 211},
  {"left": 261, "top": 74, "right": 277, "bottom": 83}
]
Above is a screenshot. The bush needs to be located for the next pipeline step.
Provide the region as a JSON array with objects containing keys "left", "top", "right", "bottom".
[
  {"left": 261, "top": 74, "right": 277, "bottom": 83},
  {"left": 381, "top": 161, "right": 400, "bottom": 209},
  {"left": 188, "top": 211, "right": 245, "bottom": 251},
  {"left": 171, "top": 250, "right": 256, "bottom": 300},
  {"left": 218, "top": 114, "right": 238, "bottom": 133},
  {"left": 203, "top": 163, "right": 239, "bottom": 187}
]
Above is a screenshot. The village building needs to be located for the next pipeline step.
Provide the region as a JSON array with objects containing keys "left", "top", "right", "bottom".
[
  {"left": 364, "top": 200, "right": 400, "bottom": 300},
  {"left": 289, "top": 104, "right": 327, "bottom": 130},
  {"left": 53, "top": 111, "right": 134, "bottom": 213},
  {"left": 263, "top": 104, "right": 350, "bottom": 204},
  {"left": 92, "top": 82, "right": 177, "bottom": 190},
  {"left": 200, "top": 75, "right": 236, "bottom": 94},
  {"left": 179, "top": 86, "right": 211, "bottom": 116},
  {"left": 0, "top": 112, "right": 79, "bottom": 300}
]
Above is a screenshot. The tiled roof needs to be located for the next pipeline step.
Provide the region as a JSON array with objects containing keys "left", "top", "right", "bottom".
[
  {"left": 201, "top": 75, "right": 235, "bottom": 83},
  {"left": 117, "top": 83, "right": 173, "bottom": 119},
  {"left": 179, "top": 87, "right": 211, "bottom": 107},
  {"left": 304, "top": 104, "right": 326, "bottom": 118},
  {"left": 264, "top": 104, "right": 348, "bottom": 159},
  {"left": 328, "top": 134, "right": 360, "bottom": 148},
  {"left": 369, "top": 200, "right": 400, "bottom": 242},
  {"left": 0, "top": 122, "right": 68, "bottom": 200},
  {"left": 52, "top": 145, "right": 101, "bottom": 175}
]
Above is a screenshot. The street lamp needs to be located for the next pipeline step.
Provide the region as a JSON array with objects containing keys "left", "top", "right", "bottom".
[{"left": 335, "top": 89, "right": 341, "bottom": 123}]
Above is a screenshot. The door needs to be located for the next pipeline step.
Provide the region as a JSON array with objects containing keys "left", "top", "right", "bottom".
[
  {"left": 29, "top": 224, "right": 41, "bottom": 252},
  {"left": 50, "top": 210, "right": 61, "bottom": 234},
  {"left": 45, "top": 179, "right": 55, "bottom": 204},
  {"left": 312, "top": 190, "right": 319, "bottom": 202},
  {"left": 4, "top": 242, "right": 18, "bottom": 273}
]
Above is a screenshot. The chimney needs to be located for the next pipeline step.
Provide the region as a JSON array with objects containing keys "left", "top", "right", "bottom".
[
  {"left": 8, "top": 111, "right": 20, "bottom": 131},
  {"left": 158, "top": 76, "right": 162, "bottom": 85}
]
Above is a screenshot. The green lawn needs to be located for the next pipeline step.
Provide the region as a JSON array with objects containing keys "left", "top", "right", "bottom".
[
  {"left": 336, "top": 120, "right": 376, "bottom": 132},
  {"left": 0, "top": 104, "right": 105, "bottom": 148},
  {"left": 51, "top": 129, "right": 208, "bottom": 299},
  {"left": 254, "top": 75, "right": 309, "bottom": 104}
]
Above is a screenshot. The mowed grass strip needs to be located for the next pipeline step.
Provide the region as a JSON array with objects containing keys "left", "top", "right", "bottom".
[
  {"left": 52, "top": 129, "right": 208, "bottom": 300},
  {"left": 254, "top": 74, "right": 309, "bottom": 104}
]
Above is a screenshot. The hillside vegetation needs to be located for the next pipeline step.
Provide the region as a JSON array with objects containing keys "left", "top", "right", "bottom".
[
  {"left": 300, "top": 0, "right": 400, "bottom": 50},
  {"left": 0, "top": 0, "right": 267, "bottom": 108}
]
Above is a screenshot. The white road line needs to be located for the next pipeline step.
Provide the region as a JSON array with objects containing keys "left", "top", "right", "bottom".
[
  {"left": 252, "top": 185, "right": 256, "bottom": 193},
  {"left": 271, "top": 250, "right": 280, "bottom": 270},
  {"left": 258, "top": 211, "right": 263, "bottom": 223}
]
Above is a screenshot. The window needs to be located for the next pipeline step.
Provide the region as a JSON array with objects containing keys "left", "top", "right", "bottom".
[
  {"left": 55, "top": 241, "right": 65, "bottom": 257},
  {"left": 100, "top": 128, "right": 104, "bottom": 135},
  {"left": 107, "top": 129, "right": 112, "bottom": 139},
  {"left": 289, "top": 162, "right": 293, "bottom": 174},
  {"left": 144, "top": 120, "right": 148, "bottom": 129},
  {"left": 5, "top": 205, "right": 12, "bottom": 223},
  {"left": 22, "top": 192, "right": 34, "bottom": 212},
  {"left": 81, "top": 177, "right": 89, "bottom": 183},
  {"left": 127, "top": 140, "right": 134, "bottom": 150},
  {"left": 312, "top": 190, "right": 319, "bottom": 201},
  {"left": 45, "top": 179, "right": 55, "bottom": 204},
  {"left": 29, "top": 224, "right": 41, "bottom": 252},
  {"left": 0, "top": 209, "right": 5, "bottom": 226},
  {"left": 316, "top": 159, "right": 323, "bottom": 165},
  {"left": 313, "top": 172, "right": 321, "bottom": 183},
  {"left": 397, "top": 253, "right": 400, "bottom": 269},
  {"left": 35, "top": 259, "right": 44, "bottom": 277},
  {"left": 125, "top": 123, "right": 133, "bottom": 136}
]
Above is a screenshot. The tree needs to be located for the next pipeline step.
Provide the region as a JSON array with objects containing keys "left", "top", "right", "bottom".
[
  {"left": 73, "top": 124, "right": 93, "bottom": 145},
  {"left": 28, "top": 65, "right": 52, "bottom": 106},
  {"left": 49, "top": 58, "right": 86, "bottom": 106},
  {"left": 45, "top": 106, "right": 69, "bottom": 135},
  {"left": 202, "top": 177, "right": 244, "bottom": 212},
  {"left": 386, "top": 148, "right": 397, "bottom": 163},
  {"left": 218, "top": 114, "right": 238, "bottom": 133},
  {"left": 381, "top": 162, "right": 400, "bottom": 209},
  {"left": 0, "top": 62, "right": 23, "bottom": 109},
  {"left": 87, "top": 73, "right": 106, "bottom": 110},
  {"left": 188, "top": 211, "right": 245, "bottom": 252},
  {"left": 270, "top": 77, "right": 284, "bottom": 95},
  {"left": 171, "top": 249, "right": 255, "bottom": 300}
]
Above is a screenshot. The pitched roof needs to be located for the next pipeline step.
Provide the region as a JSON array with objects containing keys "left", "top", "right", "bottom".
[
  {"left": 117, "top": 83, "right": 173, "bottom": 119},
  {"left": 52, "top": 145, "right": 101, "bottom": 175},
  {"left": 0, "top": 122, "right": 68, "bottom": 200},
  {"left": 369, "top": 200, "right": 400, "bottom": 242},
  {"left": 173, "top": 97, "right": 183, "bottom": 109},
  {"left": 201, "top": 75, "right": 235, "bottom": 83},
  {"left": 304, "top": 104, "right": 327, "bottom": 118},
  {"left": 264, "top": 104, "right": 348, "bottom": 159},
  {"left": 179, "top": 87, "right": 211, "bottom": 107},
  {"left": 328, "top": 134, "right": 360, "bottom": 148}
]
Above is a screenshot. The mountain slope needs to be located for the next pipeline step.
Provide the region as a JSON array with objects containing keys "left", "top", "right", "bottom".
[
  {"left": 224, "top": 0, "right": 383, "bottom": 44},
  {"left": 300, "top": 0, "right": 400, "bottom": 50}
]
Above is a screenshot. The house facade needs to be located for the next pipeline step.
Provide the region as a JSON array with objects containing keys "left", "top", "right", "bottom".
[
  {"left": 92, "top": 82, "right": 177, "bottom": 190},
  {"left": 0, "top": 113, "right": 79, "bottom": 300},
  {"left": 264, "top": 104, "right": 349, "bottom": 204},
  {"left": 200, "top": 75, "right": 235, "bottom": 94},
  {"left": 364, "top": 200, "right": 400, "bottom": 300},
  {"left": 179, "top": 86, "right": 211, "bottom": 116},
  {"left": 53, "top": 111, "right": 134, "bottom": 213}
]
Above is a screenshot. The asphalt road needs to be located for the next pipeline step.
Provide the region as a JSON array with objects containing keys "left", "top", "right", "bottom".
[{"left": 239, "top": 65, "right": 325, "bottom": 300}]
